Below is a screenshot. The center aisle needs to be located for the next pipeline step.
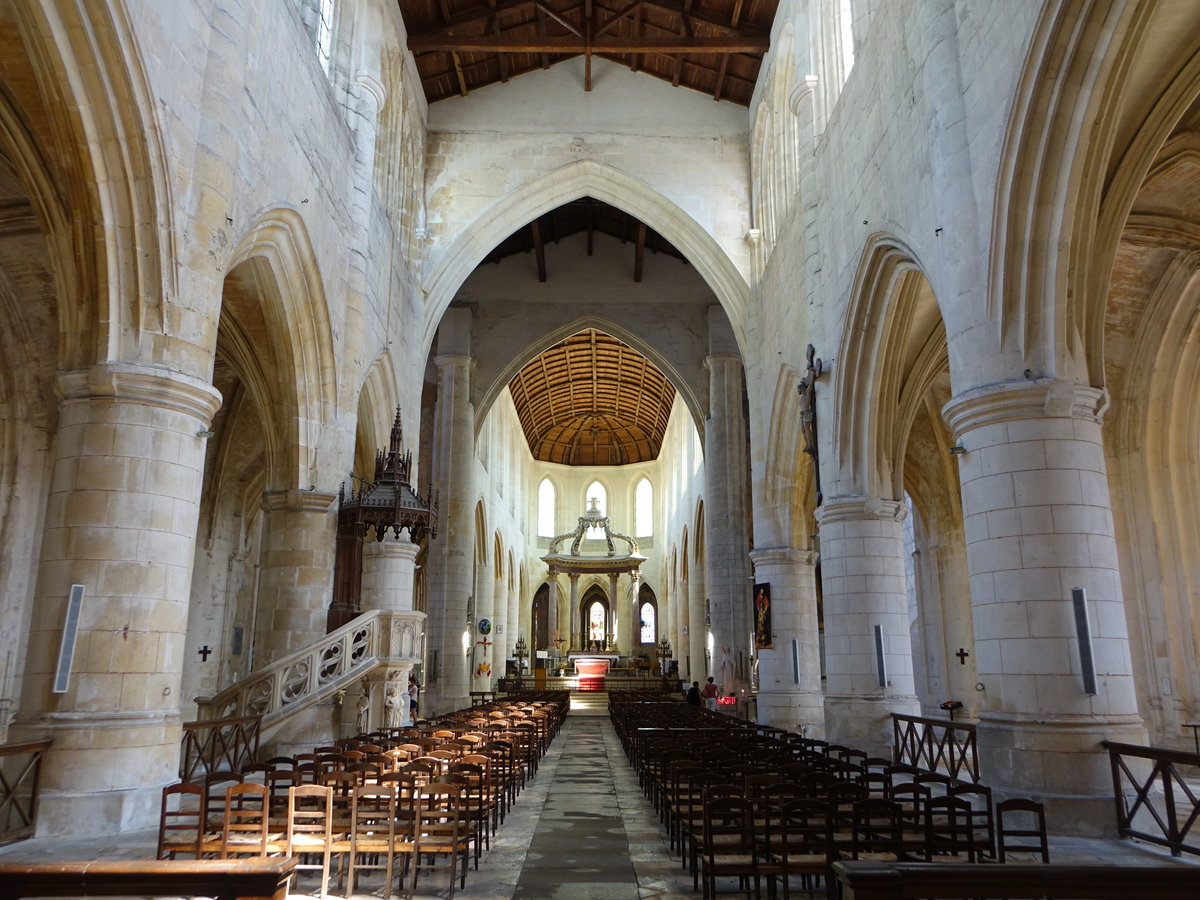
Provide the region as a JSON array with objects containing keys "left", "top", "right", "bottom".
[{"left": 456, "top": 701, "right": 694, "bottom": 900}]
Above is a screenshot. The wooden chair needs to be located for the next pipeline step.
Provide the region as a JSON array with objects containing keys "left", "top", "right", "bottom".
[
  {"left": 412, "top": 783, "right": 471, "bottom": 899},
  {"left": 845, "top": 798, "right": 906, "bottom": 863},
  {"left": 341, "top": 784, "right": 408, "bottom": 899},
  {"left": 285, "top": 784, "right": 334, "bottom": 898},
  {"left": 220, "top": 782, "right": 274, "bottom": 859},
  {"left": 763, "top": 797, "right": 834, "bottom": 900},
  {"left": 157, "top": 782, "right": 205, "bottom": 860},
  {"left": 922, "top": 795, "right": 979, "bottom": 863},
  {"left": 700, "top": 795, "right": 760, "bottom": 900},
  {"left": 949, "top": 782, "right": 996, "bottom": 859},
  {"left": 996, "top": 797, "right": 1050, "bottom": 863}
]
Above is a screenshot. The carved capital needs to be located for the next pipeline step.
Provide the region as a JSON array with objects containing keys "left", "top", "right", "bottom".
[
  {"left": 815, "top": 495, "right": 906, "bottom": 525},
  {"left": 942, "top": 378, "right": 1108, "bottom": 438}
]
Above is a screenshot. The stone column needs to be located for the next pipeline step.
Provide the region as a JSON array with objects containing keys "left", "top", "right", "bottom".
[
  {"left": 546, "top": 566, "right": 559, "bottom": 657},
  {"left": 704, "top": 351, "right": 753, "bottom": 696},
  {"left": 688, "top": 571, "right": 706, "bottom": 685},
  {"left": 568, "top": 573, "right": 581, "bottom": 649},
  {"left": 816, "top": 496, "right": 920, "bottom": 754},
  {"left": 750, "top": 547, "right": 825, "bottom": 737},
  {"left": 627, "top": 572, "right": 641, "bottom": 658},
  {"left": 471, "top": 557, "right": 495, "bottom": 691},
  {"left": 360, "top": 536, "right": 423, "bottom": 728},
  {"left": 506, "top": 576, "right": 520, "bottom": 662},
  {"left": 425, "top": 343, "right": 474, "bottom": 714},
  {"left": 610, "top": 573, "right": 625, "bottom": 652},
  {"left": 256, "top": 489, "right": 338, "bottom": 662},
  {"left": 11, "top": 363, "right": 220, "bottom": 835},
  {"left": 943, "top": 380, "right": 1146, "bottom": 831}
]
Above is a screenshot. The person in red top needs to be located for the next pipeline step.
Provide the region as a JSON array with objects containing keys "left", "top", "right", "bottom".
[{"left": 702, "top": 676, "right": 719, "bottom": 711}]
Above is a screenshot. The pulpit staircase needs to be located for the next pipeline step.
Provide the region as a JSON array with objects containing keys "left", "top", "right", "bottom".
[{"left": 192, "top": 608, "right": 423, "bottom": 744}]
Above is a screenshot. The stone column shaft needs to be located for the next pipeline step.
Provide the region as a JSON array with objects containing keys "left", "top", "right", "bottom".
[
  {"left": 704, "top": 353, "right": 753, "bottom": 695},
  {"left": 546, "top": 568, "right": 559, "bottom": 655},
  {"left": 750, "top": 547, "right": 825, "bottom": 736},
  {"left": 568, "top": 573, "right": 581, "bottom": 649},
  {"left": 13, "top": 364, "right": 221, "bottom": 835},
  {"left": 687, "top": 574, "right": 706, "bottom": 684},
  {"left": 944, "top": 380, "right": 1145, "bottom": 830},
  {"left": 817, "top": 496, "right": 920, "bottom": 754},
  {"left": 425, "top": 351, "right": 474, "bottom": 713},
  {"left": 257, "top": 489, "right": 338, "bottom": 662}
]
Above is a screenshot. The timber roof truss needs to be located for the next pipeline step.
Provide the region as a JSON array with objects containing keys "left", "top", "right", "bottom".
[{"left": 399, "top": 0, "right": 778, "bottom": 106}]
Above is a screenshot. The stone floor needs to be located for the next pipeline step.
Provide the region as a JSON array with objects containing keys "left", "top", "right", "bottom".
[{"left": 2, "top": 694, "right": 1198, "bottom": 899}]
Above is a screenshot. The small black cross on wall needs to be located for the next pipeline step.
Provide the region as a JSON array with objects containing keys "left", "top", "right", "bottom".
[
  {"left": 955, "top": 647, "right": 969, "bottom": 665},
  {"left": 198, "top": 645, "right": 213, "bottom": 662}
]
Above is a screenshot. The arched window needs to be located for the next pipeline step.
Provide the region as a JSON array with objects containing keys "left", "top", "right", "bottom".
[
  {"left": 538, "top": 478, "right": 555, "bottom": 537},
  {"left": 316, "top": 0, "right": 336, "bottom": 72},
  {"left": 640, "top": 601, "right": 656, "bottom": 644},
  {"left": 588, "top": 600, "right": 607, "bottom": 642},
  {"left": 585, "top": 481, "right": 607, "bottom": 538},
  {"left": 635, "top": 478, "right": 653, "bottom": 536}
]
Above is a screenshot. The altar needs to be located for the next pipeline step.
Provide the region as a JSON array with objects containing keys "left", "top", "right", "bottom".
[{"left": 567, "top": 653, "right": 619, "bottom": 676}]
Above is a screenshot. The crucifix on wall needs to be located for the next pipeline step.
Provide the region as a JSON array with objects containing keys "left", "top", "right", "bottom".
[{"left": 797, "top": 343, "right": 824, "bottom": 505}]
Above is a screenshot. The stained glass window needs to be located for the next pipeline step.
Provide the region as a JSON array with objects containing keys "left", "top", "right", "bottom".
[{"left": 640, "top": 601, "right": 655, "bottom": 644}]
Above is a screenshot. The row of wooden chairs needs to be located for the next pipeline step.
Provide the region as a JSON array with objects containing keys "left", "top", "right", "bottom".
[
  {"left": 159, "top": 779, "right": 473, "bottom": 898},
  {"left": 611, "top": 698, "right": 1049, "bottom": 899},
  {"left": 162, "top": 695, "right": 567, "bottom": 897}
]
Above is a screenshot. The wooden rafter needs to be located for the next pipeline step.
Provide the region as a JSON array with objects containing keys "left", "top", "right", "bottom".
[
  {"left": 531, "top": 219, "right": 547, "bottom": 282},
  {"left": 401, "top": 0, "right": 777, "bottom": 107},
  {"left": 634, "top": 222, "right": 646, "bottom": 282},
  {"left": 407, "top": 34, "right": 767, "bottom": 53}
]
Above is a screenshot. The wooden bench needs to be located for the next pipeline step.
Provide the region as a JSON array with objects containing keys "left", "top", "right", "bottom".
[
  {"left": 0, "top": 858, "right": 296, "bottom": 900},
  {"left": 832, "top": 860, "right": 1200, "bottom": 900}
]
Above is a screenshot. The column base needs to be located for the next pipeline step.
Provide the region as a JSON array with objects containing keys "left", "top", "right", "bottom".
[
  {"left": 756, "top": 688, "right": 826, "bottom": 738},
  {"left": 36, "top": 784, "right": 163, "bottom": 837},
  {"left": 977, "top": 712, "right": 1147, "bottom": 836},
  {"left": 11, "top": 710, "right": 180, "bottom": 836},
  {"left": 824, "top": 693, "right": 920, "bottom": 757}
]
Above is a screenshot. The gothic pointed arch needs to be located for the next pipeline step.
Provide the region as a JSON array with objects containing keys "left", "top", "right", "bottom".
[
  {"left": 834, "top": 235, "right": 949, "bottom": 499},
  {"left": 758, "top": 363, "right": 813, "bottom": 551},
  {"left": 223, "top": 207, "right": 338, "bottom": 490},
  {"left": 421, "top": 159, "right": 749, "bottom": 353},
  {"left": 354, "top": 352, "right": 401, "bottom": 480},
  {"left": 6, "top": 1, "right": 174, "bottom": 369},
  {"left": 988, "top": 0, "right": 1200, "bottom": 383}
]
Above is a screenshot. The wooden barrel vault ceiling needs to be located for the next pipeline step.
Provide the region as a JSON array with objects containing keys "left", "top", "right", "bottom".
[
  {"left": 398, "top": 0, "right": 780, "bottom": 106},
  {"left": 509, "top": 329, "right": 676, "bottom": 466}
]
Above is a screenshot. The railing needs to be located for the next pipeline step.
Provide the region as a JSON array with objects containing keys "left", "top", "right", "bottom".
[
  {"left": 891, "top": 713, "right": 979, "bottom": 783},
  {"left": 0, "top": 740, "right": 50, "bottom": 845},
  {"left": 195, "top": 611, "right": 382, "bottom": 722},
  {"left": 193, "top": 609, "right": 424, "bottom": 741},
  {"left": 179, "top": 715, "right": 260, "bottom": 783},
  {"left": 832, "top": 860, "right": 1200, "bottom": 899},
  {"left": 1104, "top": 739, "right": 1200, "bottom": 857}
]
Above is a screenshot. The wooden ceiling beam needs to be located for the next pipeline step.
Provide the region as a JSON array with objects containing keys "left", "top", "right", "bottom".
[
  {"left": 534, "top": 1, "right": 582, "bottom": 36},
  {"left": 413, "top": 0, "right": 534, "bottom": 34},
  {"left": 586, "top": 200, "right": 594, "bottom": 255},
  {"left": 488, "top": 0, "right": 512, "bottom": 81},
  {"left": 638, "top": 0, "right": 766, "bottom": 35},
  {"left": 536, "top": 5, "right": 550, "bottom": 67},
  {"left": 634, "top": 222, "right": 646, "bottom": 282},
  {"left": 451, "top": 51, "right": 469, "bottom": 96},
  {"left": 595, "top": 1, "right": 643, "bottom": 37},
  {"left": 630, "top": 5, "right": 642, "bottom": 71},
  {"left": 713, "top": 52, "right": 729, "bottom": 101},
  {"left": 408, "top": 34, "right": 769, "bottom": 53},
  {"left": 531, "top": 219, "right": 547, "bottom": 282}
]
